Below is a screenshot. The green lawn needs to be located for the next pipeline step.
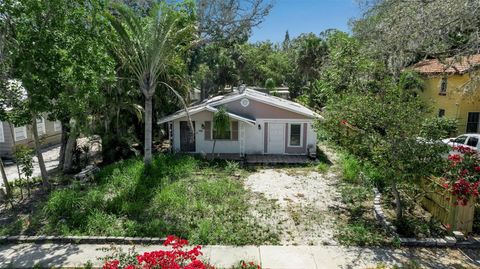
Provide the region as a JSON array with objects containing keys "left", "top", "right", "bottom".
[{"left": 0, "top": 154, "right": 279, "bottom": 245}]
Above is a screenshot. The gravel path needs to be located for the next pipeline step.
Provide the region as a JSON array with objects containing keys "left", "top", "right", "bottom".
[{"left": 245, "top": 146, "right": 344, "bottom": 245}]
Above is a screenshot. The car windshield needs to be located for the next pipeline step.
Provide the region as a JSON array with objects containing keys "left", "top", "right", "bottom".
[
  {"left": 467, "top": 136, "right": 479, "bottom": 147},
  {"left": 453, "top": 136, "right": 468, "bottom": 144}
]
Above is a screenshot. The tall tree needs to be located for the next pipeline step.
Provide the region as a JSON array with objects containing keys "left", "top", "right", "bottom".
[
  {"left": 1, "top": 0, "right": 115, "bottom": 176},
  {"left": 353, "top": 0, "right": 480, "bottom": 75},
  {"left": 107, "top": 2, "right": 196, "bottom": 165},
  {"left": 196, "top": 0, "right": 273, "bottom": 42}
]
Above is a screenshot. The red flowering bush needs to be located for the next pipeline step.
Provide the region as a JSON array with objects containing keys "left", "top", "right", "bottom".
[
  {"left": 103, "top": 236, "right": 214, "bottom": 269},
  {"left": 441, "top": 145, "right": 480, "bottom": 205}
]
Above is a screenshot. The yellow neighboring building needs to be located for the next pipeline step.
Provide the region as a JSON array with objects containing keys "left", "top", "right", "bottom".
[{"left": 412, "top": 55, "right": 480, "bottom": 134}]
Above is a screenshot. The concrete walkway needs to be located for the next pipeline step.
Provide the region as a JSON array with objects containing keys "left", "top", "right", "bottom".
[{"left": 0, "top": 243, "right": 478, "bottom": 268}]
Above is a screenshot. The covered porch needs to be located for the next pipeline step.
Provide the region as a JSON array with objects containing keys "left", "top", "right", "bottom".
[{"left": 197, "top": 153, "right": 312, "bottom": 165}]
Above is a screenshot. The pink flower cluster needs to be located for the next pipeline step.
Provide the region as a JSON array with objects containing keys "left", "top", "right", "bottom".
[
  {"left": 103, "top": 236, "right": 214, "bottom": 269},
  {"left": 442, "top": 145, "right": 480, "bottom": 205}
]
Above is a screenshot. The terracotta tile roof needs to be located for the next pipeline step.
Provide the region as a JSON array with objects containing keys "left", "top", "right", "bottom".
[{"left": 411, "top": 54, "right": 480, "bottom": 75}]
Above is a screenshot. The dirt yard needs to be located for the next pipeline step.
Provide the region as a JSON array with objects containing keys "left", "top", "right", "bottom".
[{"left": 244, "top": 147, "right": 344, "bottom": 245}]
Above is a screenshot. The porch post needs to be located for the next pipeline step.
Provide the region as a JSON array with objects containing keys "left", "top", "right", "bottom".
[{"left": 239, "top": 122, "right": 246, "bottom": 157}]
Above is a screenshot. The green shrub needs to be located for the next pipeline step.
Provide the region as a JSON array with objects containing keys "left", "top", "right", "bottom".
[
  {"left": 339, "top": 154, "right": 361, "bottom": 183},
  {"left": 317, "top": 162, "right": 329, "bottom": 173},
  {"left": 224, "top": 160, "right": 240, "bottom": 175},
  {"left": 362, "top": 162, "right": 386, "bottom": 190},
  {"left": 420, "top": 117, "right": 458, "bottom": 139}
]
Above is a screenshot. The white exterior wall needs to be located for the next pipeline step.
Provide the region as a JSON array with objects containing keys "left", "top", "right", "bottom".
[
  {"left": 172, "top": 113, "right": 316, "bottom": 155},
  {"left": 306, "top": 121, "right": 317, "bottom": 153},
  {"left": 172, "top": 111, "right": 262, "bottom": 154}
]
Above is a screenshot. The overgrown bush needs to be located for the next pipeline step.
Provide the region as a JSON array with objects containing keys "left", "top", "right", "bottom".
[{"left": 420, "top": 117, "right": 458, "bottom": 139}]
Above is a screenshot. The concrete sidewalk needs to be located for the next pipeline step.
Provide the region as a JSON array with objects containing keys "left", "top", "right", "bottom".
[{"left": 0, "top": 243, "right": 478, "bottom": 268}]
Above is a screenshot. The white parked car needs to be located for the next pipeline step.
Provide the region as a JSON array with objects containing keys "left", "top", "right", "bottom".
[{"left": 442, "top": 133, "right": 480, "bottom": 153}]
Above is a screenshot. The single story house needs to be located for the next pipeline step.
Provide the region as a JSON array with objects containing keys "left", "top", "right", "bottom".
[
  {"left": 158, "top": 87, "right": 321, "bottom": 156},
  {"left": 0, "top": 117, "right": 62, "bottom": 158}
]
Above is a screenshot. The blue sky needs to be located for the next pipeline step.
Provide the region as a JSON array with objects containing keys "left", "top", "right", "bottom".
[{"left": 249, "top": 0, "right": 361, "bottom": 43}]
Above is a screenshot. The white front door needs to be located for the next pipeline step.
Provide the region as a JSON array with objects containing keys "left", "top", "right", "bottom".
[{"left": 268, "top": 123, "right": 285, "bottom": 154}]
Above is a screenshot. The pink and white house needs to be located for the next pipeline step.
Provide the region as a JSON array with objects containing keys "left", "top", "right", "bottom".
[{"left": 158, "top": 88, "right": 321, "bottom": 157}]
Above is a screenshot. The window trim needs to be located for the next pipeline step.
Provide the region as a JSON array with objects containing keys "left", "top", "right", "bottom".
[
  {"left": 0, "top": 121, "right": 4, "bottom": 143},
  {"left": 54, "top": 120, "right": 62, "bottom": 132},
  {"left": 288, "top": 123, "right": 303, "bottom": 148},
  {"left": 14, "top": 125, "right": 27, "bottom": 141},
  {"left": 36, "top": 117, "right": 46, "bottom": 135}
]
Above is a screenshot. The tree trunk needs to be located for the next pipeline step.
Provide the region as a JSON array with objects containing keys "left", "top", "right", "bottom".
[
  {"left": 116, "top": 108, "right": 121, "bottom": 135},
  {"left": 58, "top": 121, "right": 68, "bottom": 171},
  {"left": 392, "top": 180, "right": 403, "bottom": 221},
  {"left": 31, "top": 115, "right": 49, "bottom": 190},
  {"left": 63, "top": 129, "right": 78, "bottom": 173},
  {"left": 144, "top": 96, "right": 153, "bottom": 165},
  {"left": 9, "top": 123, "right": 23, "bottom": 199},
  {"left": 0, "top": 158, "right": 11, "bottom": 198}
]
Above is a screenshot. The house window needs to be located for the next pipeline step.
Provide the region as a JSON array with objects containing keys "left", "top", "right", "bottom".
[
  {"left": 0, "top": 122, "right": 4, "bottom": 143},
  {"left": 54, "top": 120, "right": 62, "bottom": 132},
  {"left": 438, "top": 109, "right": 445, "bottom": 118},
  {"left": 288, "top": 124, "right": 302, "bottom": 147},
  {"left": 212, "top": 125, "right": 232, "bottom": 140},
  {"left": 466, "top": 112, "right": 480, "bottom": 133},
  {"left": 36, "top": 117, "right": 46, "bottom": 135},
  {"left": 439, "top": 77, "right": 447, "bottom": 95},
  {"left": 14, "top": 126, "right": 27, "bottom": 141}
]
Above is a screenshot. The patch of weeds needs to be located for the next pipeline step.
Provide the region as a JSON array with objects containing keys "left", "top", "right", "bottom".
[
  {"left": 394, "top": 216, "right": 446, "bottom": 238},
  {"left": 316, "top": 162, "right": 329, "bottom": 173},
  {"left": 339, "top": 154, "right": 361, "bottom": 183},
  {"left": 336, "top": 172, "right": 390, "bottom": 246},
  {"left": 337, "top": 220, "right": 387, "bottom": 246},
  {"left": 339, "top": 184, "right": 371, "bottom": 205},
  {"left": 224, "top": 160, "right": 240, "bottom": 175},
  {"left": 1, "top": 153, "right": 278, "bottom": 245}
]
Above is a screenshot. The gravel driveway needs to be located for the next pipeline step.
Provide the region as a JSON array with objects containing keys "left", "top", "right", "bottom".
[{"left": 245, "top": 148, "right": 344, "bottom": 245}]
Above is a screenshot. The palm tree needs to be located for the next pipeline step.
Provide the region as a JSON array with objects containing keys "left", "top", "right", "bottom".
[
  {"left": 107, "top": 2, "right": 196, "bottom": 165},
  {"left": 211, "top": 106, "right": 230, "bottom": 158}
]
